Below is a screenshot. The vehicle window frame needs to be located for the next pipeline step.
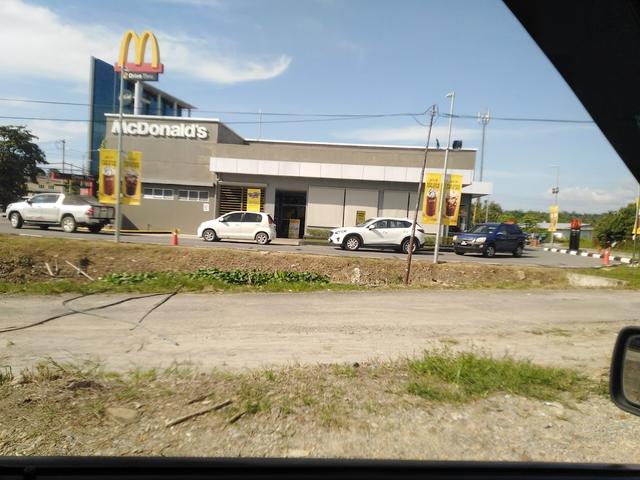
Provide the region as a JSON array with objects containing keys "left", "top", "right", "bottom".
[
  {"left": 223, "top": 212, "right": 244, "bottom": 222},
  {"left": 242, "top": 213, "right": 262, "bottom": 223},
  {"left": 373, "top": 220, "right": 389, "bottom": 229}
]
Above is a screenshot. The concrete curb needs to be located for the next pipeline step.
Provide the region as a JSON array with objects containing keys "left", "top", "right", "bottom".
[{"left": 543, "top": 247, "right": 635, "bottom": 264}]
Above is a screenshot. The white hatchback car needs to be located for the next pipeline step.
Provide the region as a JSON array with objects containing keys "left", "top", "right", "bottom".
[
  {"left": 197, "top": 211, "right": 277, "bottom": 245},
  {"left": 329, "top": 217, "right": 426, "bottom": 253}
]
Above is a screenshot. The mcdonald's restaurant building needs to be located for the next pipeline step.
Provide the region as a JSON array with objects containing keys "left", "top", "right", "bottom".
[{"left": 103, "top": 113, "right": 492, "bottom": 238}]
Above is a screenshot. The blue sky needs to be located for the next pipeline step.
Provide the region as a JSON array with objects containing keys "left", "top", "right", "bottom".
[{"left": 1, "top": 0, "right": 637, "bottom": 212}]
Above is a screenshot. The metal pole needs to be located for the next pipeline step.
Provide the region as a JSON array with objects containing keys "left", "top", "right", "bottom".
[
  {"left": 475, "top": 110, "right": 489, "bottom": 225},
  {"left": 433, "top": 92, "right": 455, "bottom": 264},
  {"left": 633, "top": 183, "right": 640, "bottom": 265},
  {"left": 115, "top": 67, "right": 126, "bottom": 243},
  {"left": 404, "top": 105, "right": 437, "bottom": 285},
  {"left": 550, "top": 165, "right": 559, "bottom": 248},
  {"left": 258, "top": 108, "right": 263, "bottom": 140},
  {"left": 61, "top": 139, "right": 66, "bottom": 176}
]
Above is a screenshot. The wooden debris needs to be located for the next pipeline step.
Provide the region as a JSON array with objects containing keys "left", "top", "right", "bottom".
[
  {"left": 165, "top": 399, "right": 232, "bottom": 428},
  {"left": 64, "top": 260, "right": 95, "bottom": 281},
  {"left": 228, "top": 410, "right": 246, "bottom": 424},
  {"left": 44, "top": 262, "right": 56, "bottom": 277},
  {"left": 186, "top": 391, "right": 216, "bottom": 405}
]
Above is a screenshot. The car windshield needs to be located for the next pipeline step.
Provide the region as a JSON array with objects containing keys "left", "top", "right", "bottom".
[
  {"left": 2, "top": 0, "right": 639, "bottom": 468},
  {"left": 468, "top": 225, "right": 497, "bottom": 234}
]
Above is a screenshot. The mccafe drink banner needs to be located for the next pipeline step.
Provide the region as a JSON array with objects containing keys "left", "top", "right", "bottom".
[
  {"left": 98, "top": 149, "right": 118, "bottom": 205},
  {"left": 246, "top": 188, "right": 261, "bottom": 212},
  {"left": 98, "top": 149, "right": 142, "bottom": 206},
  {"left": 122, "top": 151, "right": 142, "bottom": 206},
  {"left": 422, "top": 173, "right": 463, "bottom": 226}
]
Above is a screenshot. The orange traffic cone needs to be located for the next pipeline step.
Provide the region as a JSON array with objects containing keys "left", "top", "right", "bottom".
[
  {"left": 602, "top": 247, "right": 610, "bottom": 266},
  {"left": 171, "top": 229, "right": 179, "bottom": 246}
]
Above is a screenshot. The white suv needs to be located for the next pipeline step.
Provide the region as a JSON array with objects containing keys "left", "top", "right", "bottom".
[
  {"left": 197, "top": 211, "right": 277, "bottom": 245},
  {"left": 329, "top": 217, "right": 426, "bottom": 253}
]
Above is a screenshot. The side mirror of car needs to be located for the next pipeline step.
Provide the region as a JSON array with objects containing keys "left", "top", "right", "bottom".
[
  {"left": 610, "top": 326, "right": 640, "bottom": 417},
  {"left": 26, "top": 199, "right": 32, "bottom": 205},
  {"left": 496, "top": 231, "right": 505, "bottom": 236},
  {"left": 367, "top": 224, "right": 376, "bottom": 230}
]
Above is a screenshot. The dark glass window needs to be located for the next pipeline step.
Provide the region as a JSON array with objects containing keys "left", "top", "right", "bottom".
[
  {"left": 243, "top": 213, "right": 262, "bottom": 223},
  {"left": 223, "top": 213, "right": 244, "bottom": 222}
]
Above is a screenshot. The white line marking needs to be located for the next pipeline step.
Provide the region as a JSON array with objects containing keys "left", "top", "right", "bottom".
[
  {"left": 580, "top": 252, "right": 589, "bottom": 256},
  {"left": 569, "top": 251, "right": 578, "bottom": 255},
  {"left": 19, "top": 233, "right": 43, "bottom": 238}
]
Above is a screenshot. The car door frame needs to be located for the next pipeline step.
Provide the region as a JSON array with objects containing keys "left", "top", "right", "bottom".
[
  {"left": 363, "top": 220, "right": 390, "bottom": 247},
  {"left": 21, "top": 194, "right": 46, "bottom": 221},
  {"left": 241, "top": 212, "right": 262, "bottom": 239},
  {"left": 217, "top": 212, "right": 244, "bottom": 239},
  {"left": 494, "top": 225, "right": 511, "bottom": 252},
  {"left": 40, "top": 193, "right": 62, "bottom": 223}
]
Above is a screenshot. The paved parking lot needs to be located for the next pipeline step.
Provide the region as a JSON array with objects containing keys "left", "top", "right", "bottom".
[{"left": 0, "top": 217, "right": 609, "bottom": 268}]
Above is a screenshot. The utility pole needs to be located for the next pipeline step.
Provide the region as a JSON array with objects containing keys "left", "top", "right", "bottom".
[
  {"left": 633, "top": 183, "right": 639, "bottom": 265},
  {"left": 115, "top": 67, "right": 126, "bottom": 243},
  {"left": 433, "top": 92, "right": 455, "bottom": 264},
  {"left": 258, "top": 108, "right": 263, "bottom": 140},
  {"left": 473, "top": 110, "right": 490, "bottom": 224},
  {"left": 61, "top": 139, "right": 66, "bottom": 176},
  {"left": 404, "top": 105, "right": 437, "bottom": 285},
  {"left": 550, "top": 164, "right": 560, "bottom": 247}
]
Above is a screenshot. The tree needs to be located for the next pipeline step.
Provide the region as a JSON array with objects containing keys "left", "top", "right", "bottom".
[
  {"left": 594, "top": 203, "right": 636, "bottom": 245},
  {"left": 0, "top": 126, "right": 47, "bottom": 208}
]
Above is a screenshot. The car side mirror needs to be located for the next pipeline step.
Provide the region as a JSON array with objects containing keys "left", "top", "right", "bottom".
[
  {"left": 26, "top": 199, "right": 32, "bottom": 205},
  {"left": 367, "top": 224, "right": 376, "bottom": 230},
  {"left": 610, "top": 326, "right": 640, "bottom": 416}
]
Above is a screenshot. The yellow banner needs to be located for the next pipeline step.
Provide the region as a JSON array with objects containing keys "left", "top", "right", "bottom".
[
  {"left": 634, "top": 196, "right": 640, "bottom": 235},
  {"left": 98, "top": 149, "right": 118, "bottom": 205},
  {"left": 247, "top": 188, "right": 261, "bottom": 212},
  {"left": 122, "top": 151, "right": 142, "bottom": 206},
  {"left": 422, "top": 173, "right": 442, "bottom": 224},
  {"left": 356, "top": 210, "right": 366, "bottom": 225},
  {"left": 443, "top": 174, "right": 463, "bottom": 226},
  {"left": 549, "top": 205, "right": 559, "bottom": 232}
]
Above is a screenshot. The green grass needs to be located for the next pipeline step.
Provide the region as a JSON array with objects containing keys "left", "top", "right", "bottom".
[
  {"left": 0, "top": 269, "right": 363, "bottom": 295},
  {"left": 573, "top": 265, "right": 640, "bottom": 289},
  {"left": 406, "top": 350, "right": 593, "bottom": 403}
]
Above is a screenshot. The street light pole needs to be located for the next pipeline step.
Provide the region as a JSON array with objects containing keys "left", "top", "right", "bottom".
[
  {"left": 550, "top": 164, "right": 560, "bottom": 247},
  {"left": 474, "top": 110, "right": 490, "bottom": 224},
  {"left": 115, "top": 67, "right": 126, "bottom": 243},
  {"left": 404, "top": 105, "right": 437, "bottom": 285},
  {"left": 633, "top": 182, "right": 640, "bottom": 265},
  {"left": 433, "top": 92, "right": 455, "bottom": 264}
]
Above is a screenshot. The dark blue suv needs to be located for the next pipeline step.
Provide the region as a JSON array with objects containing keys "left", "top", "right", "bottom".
[{"left": 453, "top": 223, "right": 526, "bottom": 258}]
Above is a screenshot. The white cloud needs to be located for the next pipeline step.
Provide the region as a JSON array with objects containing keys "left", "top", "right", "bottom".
[
  {"left": 543, "top": 185, "right": 637, "bottom": 212},
  {"left": 28, "top": 120, "right": 88, "bottom": 144},
  {"left": 0, "top": 0, "right": 291, "bottom": 85},
  {"left": 152, "top": 0, "right": 223, "bottom": 7},
  {"left": 336, "top": 124, "right": 481, "bottom": 145}
]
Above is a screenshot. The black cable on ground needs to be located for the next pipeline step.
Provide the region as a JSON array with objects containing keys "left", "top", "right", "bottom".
[
  {"left": 0, "top": 292, "right": 168, "bottom": 334},
  {"left": 129, "top": 288, "right": 182, "bottom": 331}
]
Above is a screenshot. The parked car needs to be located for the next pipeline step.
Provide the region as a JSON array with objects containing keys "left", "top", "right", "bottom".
[
  {"left": 329, "top": 217, "right": 426, "bottom": 253},
  {"left": 197, "top": 211, "right": 277, "bottom": 245},
  {"left": 5, "top": 193, "right": 114, "bottom": 233},
  {"left": 453, "top": 222, "right": 526, "bottom": 257}
]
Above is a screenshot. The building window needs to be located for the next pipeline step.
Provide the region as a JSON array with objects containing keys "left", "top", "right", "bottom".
[
  {"left": 178, "top": 189, "right": 209, "bottom": 202},
  {"left": 143, "top": 188, "right": 173, "bottom": 200}
]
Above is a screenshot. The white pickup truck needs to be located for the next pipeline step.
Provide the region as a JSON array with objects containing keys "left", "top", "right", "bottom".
[{"left": 5, "top": 193, "right": 115, "bottom": 233}]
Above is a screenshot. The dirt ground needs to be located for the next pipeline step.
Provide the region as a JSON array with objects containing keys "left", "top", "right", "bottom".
[
  {"left": 1, "top": 360, "right": 639, "bottom": 462},
  {"left": 1, "top": 234, "right": 568, "bottom": 287}
]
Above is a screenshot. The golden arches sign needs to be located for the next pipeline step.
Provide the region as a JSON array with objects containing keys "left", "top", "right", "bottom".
[{"left": 114, "top": 30, "right": 164, "bottom": 74}]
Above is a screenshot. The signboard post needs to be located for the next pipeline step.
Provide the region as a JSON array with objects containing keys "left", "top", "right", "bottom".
[{"left": 549, "top": 205, "right": 559, "bottom": 247}]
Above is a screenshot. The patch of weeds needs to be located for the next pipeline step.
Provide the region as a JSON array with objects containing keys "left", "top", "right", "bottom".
[
  {"left": 129, "top": 368, "right": 158, "bottom": 383},
  {"left": 302, "top": 394, "right": 317, "bottom": 406},
  {"left": 333, "top": 364, "right": 357, "bottom": 378},
  {"left": 407, "top": 349, "right": 592, "bottom": 403},
  {"left": 115, "top": 386, "right": 143, "bottom": 400},
  {"left": 264, "top": 370, "right": 276, "bottom": 382},
  {"left": 0, "top": 366, "right": 13, "bottom": 385},
  {"left": 318, "top": 401, "right": 345, "bottom": 428},
  {"left": 528, "top": 328, "right": 571, "bottom": 337},
  {"left": 18, "top": 255, "right": 33, "bottom": 268},
  {"left": 163, "top": 362, "right": 194, "bottom": 379}
]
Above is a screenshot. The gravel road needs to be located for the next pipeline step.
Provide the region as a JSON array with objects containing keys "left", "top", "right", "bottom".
[{"left": 2, "top": 289, "right": 638, "bottom": 374}]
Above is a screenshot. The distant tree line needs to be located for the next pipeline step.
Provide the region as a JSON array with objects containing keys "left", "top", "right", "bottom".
[{"left": 472, "top": 200, "right": 637, "bottom": 246}]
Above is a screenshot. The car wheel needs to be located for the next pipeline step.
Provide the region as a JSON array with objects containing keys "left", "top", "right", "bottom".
[
  {"left": 202, "top": 228, "right": 217, "bottom": 242},
  {"left": 401, "top": 237, "right": 417, "bottom": 254},
  {"left": 61, "top": 215, "right": 77, "bottom": 233},
  {"left": 513, "top": 244, "right": 524, "bottom": 257},
  {"left": 39, "top": 225, "right": 49, "bottom": 230},
  {"left": 455, "top": 250, "right": 464, "bottom": 256},
  {"left": 88, "top": 224, "right": 103, "bottom": 234},
  {"left": 343, "top": 235, "right": 361, "bottom": 251},
  {"left": 9, "top": 212, "right": 23, "bottom": 229},
  {"left": 255, "top": 231, "right": 269, "bottom": 245},
  {"left": 483, "top": 245, "right": 496, "bottom": 257}
]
